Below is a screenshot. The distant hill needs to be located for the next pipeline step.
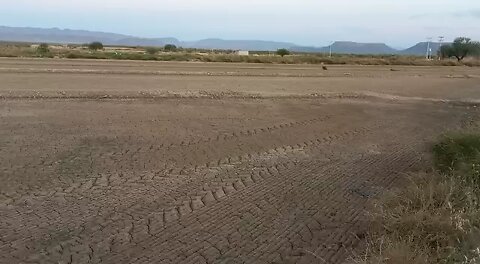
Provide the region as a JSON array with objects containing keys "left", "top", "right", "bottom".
[
  {"left": 0, "top": 25, "right": 451, "bottom": 55},
  {"left": 331, "top": 41, "right": 398, "bottom": 54},
  {"left": 293, "top": 41, "right": 398, "bottom": 55},
  {"left": 184, "top": 38, "right": 294, "bottom": 51},
  {"left": 112, "top": 37, "right": 181, "bottom": 47},
  {"left": 0, "top": 26, "right": 131, "bottom": 44},
  {"left": 400, "top": 42, "right": 447, "bottom": 56},
  {"left": 0, "top": 26, "right": 293, "bottom": 50}
]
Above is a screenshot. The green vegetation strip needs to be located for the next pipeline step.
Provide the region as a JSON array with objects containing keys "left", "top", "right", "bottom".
[
  {"left": 1, "top": 42, "right": 479, "bottom": 66},
  {"left": 358, "top": 134, "right": 480, "bottom": 263}
]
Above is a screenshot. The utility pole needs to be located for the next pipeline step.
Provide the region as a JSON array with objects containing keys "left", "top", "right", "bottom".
[
  {"left": 438, "top": 36, "right": 444, "bottom": 60},
  {"left": 329, "top": 41, "right": 333, "bottom": 58},
  {"left": 426, "top": 37, "right": 432, "bottom": 60}
]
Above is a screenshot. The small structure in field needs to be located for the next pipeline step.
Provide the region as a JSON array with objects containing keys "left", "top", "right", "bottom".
[{"left": 235, "top": 50, "right": 249, "bottom": 56}]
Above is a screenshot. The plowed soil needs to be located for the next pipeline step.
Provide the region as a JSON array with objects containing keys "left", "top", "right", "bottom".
[{"left": 1, "top": 58, "right": 479, "bottom": 264}]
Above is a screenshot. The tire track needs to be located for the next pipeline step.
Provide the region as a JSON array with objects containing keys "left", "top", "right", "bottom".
[
  {"left": 0, "top": 108, "right": 447, "bottom": 264},
  {"left": 102, "top": 115, "right": 332, "bottom": 158},
  {"left": 0, "top": 115, "right": 359, "bottom": 207},
  {"left": 0, "top": 120, "right": 384, "bottom": 263},
  {"left": 0, "top": 115, "right": 331, "bottom": 205},
  {"left": 104, "top": 142, "right": 420, "bottom": 264},
  {"left": 113, "top": 119, "right": 424, "bottom": 263}
]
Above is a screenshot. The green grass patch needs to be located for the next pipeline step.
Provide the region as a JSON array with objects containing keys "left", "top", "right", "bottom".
[
  {"left": 356, "top": 133, "right": 480, "bottom": 263},
  {"left": 433, "top": 134, "right": 480, "bottom": 187}
]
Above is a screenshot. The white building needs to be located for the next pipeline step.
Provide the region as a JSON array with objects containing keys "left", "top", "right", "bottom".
[{"left": 235, "top": 50, "right": 249, "bottom": 56}]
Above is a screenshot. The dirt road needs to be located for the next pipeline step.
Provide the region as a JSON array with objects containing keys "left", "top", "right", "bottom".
[
  {"left": 1, "top": 58, "right": 479, "bottom": 263},
  {"left": 1, "top": 58, "right": 479, "bottom": 101}
]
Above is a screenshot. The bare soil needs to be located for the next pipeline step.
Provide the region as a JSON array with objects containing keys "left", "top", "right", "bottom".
[{"left": 1, "top": 58, "right": 479, "bottom": 263}]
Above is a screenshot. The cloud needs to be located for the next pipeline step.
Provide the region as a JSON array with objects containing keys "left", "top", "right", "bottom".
[
  {"left": 411, "top": 9, "right": 480, "bottom": 19},
  {"left": 468, "top": 9, "right": 480, "bottom": 18},
  {"left": 409, "top": 13, "right": 430, "bottom": 19}
]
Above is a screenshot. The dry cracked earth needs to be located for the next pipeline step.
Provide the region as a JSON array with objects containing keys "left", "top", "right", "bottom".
[{"left": 1, "top": 58, "right": 480, "bottom": 263}]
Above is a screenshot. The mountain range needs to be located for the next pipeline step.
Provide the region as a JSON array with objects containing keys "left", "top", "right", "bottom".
[{"left": 0, "top": 26, "right": 443, "bottom": 55}]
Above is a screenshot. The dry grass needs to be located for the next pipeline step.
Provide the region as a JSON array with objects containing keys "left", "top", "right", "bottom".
[
  {"left": 355, "top": 134, "right": 480, "bottom": 264},
  {"left": 0, "top": 44, "right": 38, "bottom": 57}
]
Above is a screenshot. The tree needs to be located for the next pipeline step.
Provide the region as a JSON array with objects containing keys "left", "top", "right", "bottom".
[
  {"left": 276, "top": 48, "right": 290, "bottom": 57},
  {"left": 36, "top": 43, "right": 50, "bottom": 54},
  {"left": 145, "top": 47, "right": 159, "bottom": 55},
  {"left": 439, "top": 45, "right": 451, "bottom": 60},
  {"left": 164, "top": 44, "right": 177, "bottom": 52},
  {"left": 88, "top": 41, "right": 104, "bottom": 51},
  {"left": 440, "top": 37, "right": 480, "bottom": 61}
]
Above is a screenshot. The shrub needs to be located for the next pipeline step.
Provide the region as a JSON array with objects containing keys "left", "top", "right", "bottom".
[
  {"left": 276, "top": 48, "right": 290, "bottom": 57},
  {"left": 359, "top": 172, "right": 480, "bottom": 263},
  {"left": 433, "top": 134, "right": 480, "bottom": 177},
  {"left": 36, "top": 43, "right": 50, "bottom": 54},
  {"left": 88, "top": 41, "right": 104, "bottom": 51},
  {"left": 357, "top": 133, "right": 480, "bottom": 263},
  {"left": 65, "top": 52, "right": 80, "bottom": 59},
  {"left": 164, "top": 44, "right": 177, "bottom": 52},
  {"left": 145, "top": 47, "right": 159, "bottom": 55}
]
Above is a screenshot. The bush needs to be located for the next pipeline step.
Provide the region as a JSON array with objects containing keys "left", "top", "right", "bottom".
[
  {"left": 65, "top": 52, "right": 81, "bottom": 59},
  {"left": 88, "top": 41, "right": 104, "bottom": 51},
  {"left": 357, "top": 133, "right": 480, "bottom": 263},
  {"left": 433, "top": 134, "right": 480, "bottom": 176},
  {"left": 36, "top": 43, "right": 50, "bottom": 54},
  {"left": 164, "top": 44, "right": 177, "bottom": 52},
  {"left": 359, "top": 172, "right": 480, "bottom": 263},
  {"left": 145, "top": 47, "right": 159, "bottom": 55},
  {"left": 276, "top": 48, "right": 290, "bottom": 57}
]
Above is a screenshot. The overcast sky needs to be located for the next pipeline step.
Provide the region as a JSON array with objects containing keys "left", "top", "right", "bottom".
[{"left": 1, "top": 0, "right": 479, "bottom": 48}]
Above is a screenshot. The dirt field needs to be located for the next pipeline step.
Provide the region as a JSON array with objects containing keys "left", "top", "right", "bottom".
[{"left": 1, "top": 58, "right": 479, "bottom": 264}]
